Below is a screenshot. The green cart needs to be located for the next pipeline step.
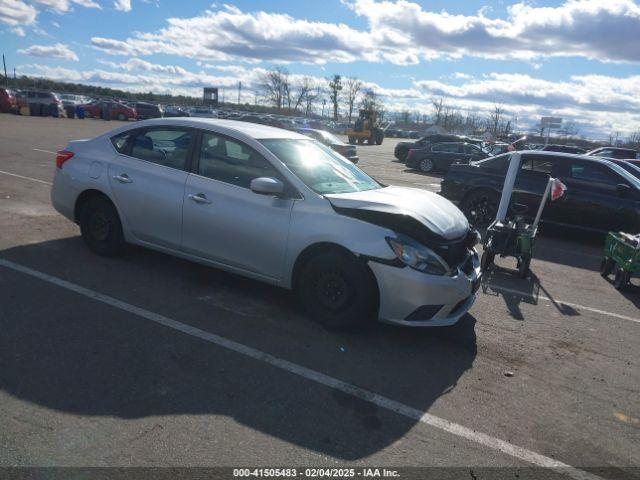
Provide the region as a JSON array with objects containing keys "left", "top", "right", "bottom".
[{"left": 600, "top": 232, "right": 640, "bottom": 290}]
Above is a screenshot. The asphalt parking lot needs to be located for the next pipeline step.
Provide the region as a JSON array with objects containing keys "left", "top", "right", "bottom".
[{"left": 0, "top": 114, "right": 639, "bottom": 479}]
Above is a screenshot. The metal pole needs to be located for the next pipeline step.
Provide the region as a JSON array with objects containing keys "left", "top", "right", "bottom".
[
  {"left": 531, "top": 177, "right": 553, "bottom": 232},
  {"left": 237, "top": 81, "right": 241, "bottom": 104},
  {"left": 495, "top": 152, "right": 522, "bottom": 223},
  {"left": 2, "top": 54, "right": 8, "bottom": 87}
]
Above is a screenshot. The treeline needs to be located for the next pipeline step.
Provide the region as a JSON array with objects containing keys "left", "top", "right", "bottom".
[{"left": 258, "top": 67, "right": 383, "bottom": 123}]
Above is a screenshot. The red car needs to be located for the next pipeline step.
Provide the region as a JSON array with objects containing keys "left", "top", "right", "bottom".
[
  {"left": 0, "top": 88, "right": 18, "bottom": 113},
  {"left": 81, "top": 100, "right": 136, "bottom": 121}
]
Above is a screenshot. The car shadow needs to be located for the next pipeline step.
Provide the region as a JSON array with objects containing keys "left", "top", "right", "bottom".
[
  {"left": 0, "top": 237, "right": 477, "bottom": 460},
  {"left": 401, "top": 169, "right": 446, "bottom": 179}
]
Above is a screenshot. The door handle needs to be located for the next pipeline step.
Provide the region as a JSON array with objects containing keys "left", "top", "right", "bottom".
[
  {"left": 113, "top": 173, "right": 132, "bottom": 184},
  {"left": 188, "top": 193, "right": 212, "bottom": 204}
]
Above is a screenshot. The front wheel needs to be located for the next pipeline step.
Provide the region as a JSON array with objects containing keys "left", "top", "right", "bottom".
[
  {"left": 600, "top": 257, "right": 614, "bottom": 278},
  {"left": 481, "top": 249, "right": 494, "bottom": 271},
  {"left": 296, "top": 251, "right": 377, "bottom": 329},
  {"left": 79, "top": 196, "right": 125, "bottom": 256}
]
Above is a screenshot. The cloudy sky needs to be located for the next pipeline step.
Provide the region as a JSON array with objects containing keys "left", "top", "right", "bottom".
[{"left": 1, "top": 0, "right": 639, "bottom": 139}]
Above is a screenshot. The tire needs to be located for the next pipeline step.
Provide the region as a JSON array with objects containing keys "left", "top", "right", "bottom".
[
  {"left": 600, "top": 257, "right": 614, "bottom": 278},
  {"left": 296, "top": 250, "right": 377, "bottom": 329},
  {"left": 518, "top": 256, "right": 530, "bottom": 279},
  {"left": 348, "top": 136, "right": 356, "bottom": 145},
  {"left": 396, "top": 148, "right": 408, "bottom": 162},
  {"left": 613, "top": 266, "right": 630, "bottom": 291},
  {"left": 461, "top": 190, "right": 500, "bottom": 228},
  {"left": 357, "top": 137, "right": 364, "bottom": 145},
  {"left": 480, "top": 249, "right": 494, "bottom": 271},
  {"left": 375, "top": 133, "right": 383, "bottom": 145},
  {"left": 117, "top": 113, "right": 126, "bottom": 121},
  {"left": 79, "top": 196, "right": 125, "bottom": 257},
  {"left": 419, "top": 158, "right": 435, "bottom": 173}
]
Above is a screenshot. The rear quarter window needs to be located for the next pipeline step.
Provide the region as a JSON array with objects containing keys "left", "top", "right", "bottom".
[{"left": 111, "top": 131, "right": 133, "bottom": 154}]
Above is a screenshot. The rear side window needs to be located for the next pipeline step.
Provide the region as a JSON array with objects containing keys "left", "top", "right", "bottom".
[
  {"left": 111, "top": 131, "right": 132, "bottom": 154},
  {"left": 521, "top": 156, "right": 553, "bottom": 175},
  {"left": 129, "top": 128, "right": 193, "bottom": 170}
]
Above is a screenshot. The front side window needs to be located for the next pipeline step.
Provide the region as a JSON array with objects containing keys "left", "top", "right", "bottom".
[
  {"left": 130, "top": 128, "right": 193, "bottom": 170},
  {"left": 198, "top": 132, "right": 279, "bottom": 188},
  {"left": 260, "top": 138, "right": 380, "bottom": 195},
  {"left": 521, "top": 156, "right": 553, "bottom": 175},
  {"left": 569, "top": 162, "right": 618, "bottom": 185}
]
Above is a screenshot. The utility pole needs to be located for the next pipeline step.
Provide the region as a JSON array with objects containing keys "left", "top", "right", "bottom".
[
  {"left": 2, "top": 54, "right": 8, "bottom": 87},
  {"left": 237, "top": 81, "right": 242, "bottom": 104}
]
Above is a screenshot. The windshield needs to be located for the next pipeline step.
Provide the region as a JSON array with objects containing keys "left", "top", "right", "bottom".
[
  {"left": 318, "top": 130, "right": 344, "bottom": 145},
  {"left": 260, "top": 138, "right": 381, "bottom": 195},
  {"left": 604, "top": 161, "right": 640, "bottom": 189}
]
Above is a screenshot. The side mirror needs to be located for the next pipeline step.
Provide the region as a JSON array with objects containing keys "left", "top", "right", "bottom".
[
  {"left": 250, "top": 177, "right": 284, "bottom": 196},
  {"left": 616, "top": 183, "right": 631, "bottom": 197}
]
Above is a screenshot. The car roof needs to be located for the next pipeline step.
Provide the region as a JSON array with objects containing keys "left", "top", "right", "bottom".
[{"left": 103, "top": 117, "right": 308, "bottom": 140}]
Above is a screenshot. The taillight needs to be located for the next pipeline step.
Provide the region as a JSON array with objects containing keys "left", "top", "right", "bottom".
[{"left": 56, "top": 150, "right": 74, "bottom": 169}]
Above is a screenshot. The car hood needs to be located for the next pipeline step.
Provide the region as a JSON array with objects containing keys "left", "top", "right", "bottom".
[{"left": 325, "top": 186, "right": 469, "bottom": 241}]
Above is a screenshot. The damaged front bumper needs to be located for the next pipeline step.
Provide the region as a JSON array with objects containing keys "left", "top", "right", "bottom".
[{"left": 368, "top": 249, "right": 481, "bottom": 327}]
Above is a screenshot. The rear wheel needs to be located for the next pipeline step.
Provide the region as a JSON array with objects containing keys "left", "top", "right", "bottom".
[
  {"left": 613, "top": 266, "right": 630, "bottom": 291},
  {"left": 419, "top": 158, "right": 435, "bottom": 173},
  {"left": 79, "top": 196, "right": 125, "bottom": 257},
  {"left": 296, "top": 251, "right": 377, "bottom": 329},
  {"left": 461, "top": 190, "right": 499, "bottom": 227},
  {"left": 600, "top": 257, "right": 614, "bottom": 278}
]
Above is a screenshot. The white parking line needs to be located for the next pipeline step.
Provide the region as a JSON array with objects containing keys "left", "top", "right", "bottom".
[
  {"left": 0, "top": 257, "right": 603, "bottom": 480},
  {"left": 32, "top": 148, "right": 57, "bottom": 155},
  {"left": 0, "top": 170, "right": 52, "bottom": 186},
  {"left": 488, "top": 285, "right": 640, "bottom": 324}
]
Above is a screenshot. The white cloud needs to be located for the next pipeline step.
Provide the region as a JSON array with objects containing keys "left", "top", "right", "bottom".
[
  {"left": 0, "top": 0, "right": 37, "bottom": 26},
  {"left": 32, "top": 0, "right": 101, "bottom": 12},
  {"left": 345, "top": 0, "right": 640, "bottom": 64},
  {"left": 89, "top": 0, "right": 640, "bottom": 65},
  {"left": 11, "top": 25, "right": 25, "bottom": 35},
  {"left": 16, "top": 60, "right": 640, "bottom": 138},
  {"left": 18, "top": 43, "right": 79, "bottom": 61},
  {"left": 114, "top": 0, "right": 131, "bottom": 12}
]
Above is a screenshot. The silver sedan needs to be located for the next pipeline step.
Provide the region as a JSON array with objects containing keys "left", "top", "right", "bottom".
[{"left": 51, "top": 118, "right": 481, "bottom": 328}]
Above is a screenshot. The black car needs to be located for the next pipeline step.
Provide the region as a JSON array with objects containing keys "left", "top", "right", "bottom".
[
  {"left": 541, "top": 144, "right": 587, "bottom": 154},
  {"left": 134, "top": 102, "right": 163, "bottom": 120},
  {"left": 297, "top": 128, "right": 359, "bottom": 163},
  {"left": 405, "top": 142, "right": 488, "bottom": 173},
  {"left": 440, "top": 151, "right": 640, "bottom": 233},
  {"left": 394, "top": 134, "right": 484, "bottom": 161},
  {"left": 587, "top": 147, "right": 638, "bottom": 160},
  {"left": 163, "top": 105, "right": 189, "bottom": 117}
]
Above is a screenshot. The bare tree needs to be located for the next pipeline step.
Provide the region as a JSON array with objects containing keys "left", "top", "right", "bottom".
[
  {"left": 360, "top": 88, "right": 380, "bottom": 112},
  {"left": 259, "top": 67, "right": 290, "bottom": 110},
  {"left": 291, "top": 76, "right": 313, "bottom": 113},
  {"left": 305, "top": 86, "right": 321, "bottom": 116},
  {"left": 487, "top": 104, "right": 504, "bottom": 134},
  {"left": 344, "top": 77, "right": 362, "bottom": 124},
  {"left": 327, "top": 74, "right": 343, "bottom": 121},
  {"left": 431, "top": 97, "right": 445, "bottom": 125}
]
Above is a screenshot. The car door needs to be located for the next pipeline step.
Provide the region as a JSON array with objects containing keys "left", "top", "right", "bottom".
[
  {"left": 554, "top": 159, "right": 638, "bottom": 231},
  {"left": 107, "top": 126, "right": 195, "bottom": 249},
  {"left": 181, "top": 130, "right": 295, "bottom": 280}
]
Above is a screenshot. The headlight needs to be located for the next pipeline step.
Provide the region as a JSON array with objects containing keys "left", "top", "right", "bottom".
[{"left": 386, "top": 235, "right": 450, "bottom": 276}]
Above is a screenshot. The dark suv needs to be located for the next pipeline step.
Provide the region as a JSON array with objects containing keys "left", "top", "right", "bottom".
[
  {"left": 394, "top": 134, "right": 483, "bottom": 161},
  {"left": 587, "top": 147, "right": 638, "bottom": 160},
  {"left": 134, "top": 102, "right": 163, "bottom": 120},
  {"left": 441, "top": 151, "right": 640, "bottom": 233},
  {"left": 405, "top": 142, "right": 488, "bottom": 173}
]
